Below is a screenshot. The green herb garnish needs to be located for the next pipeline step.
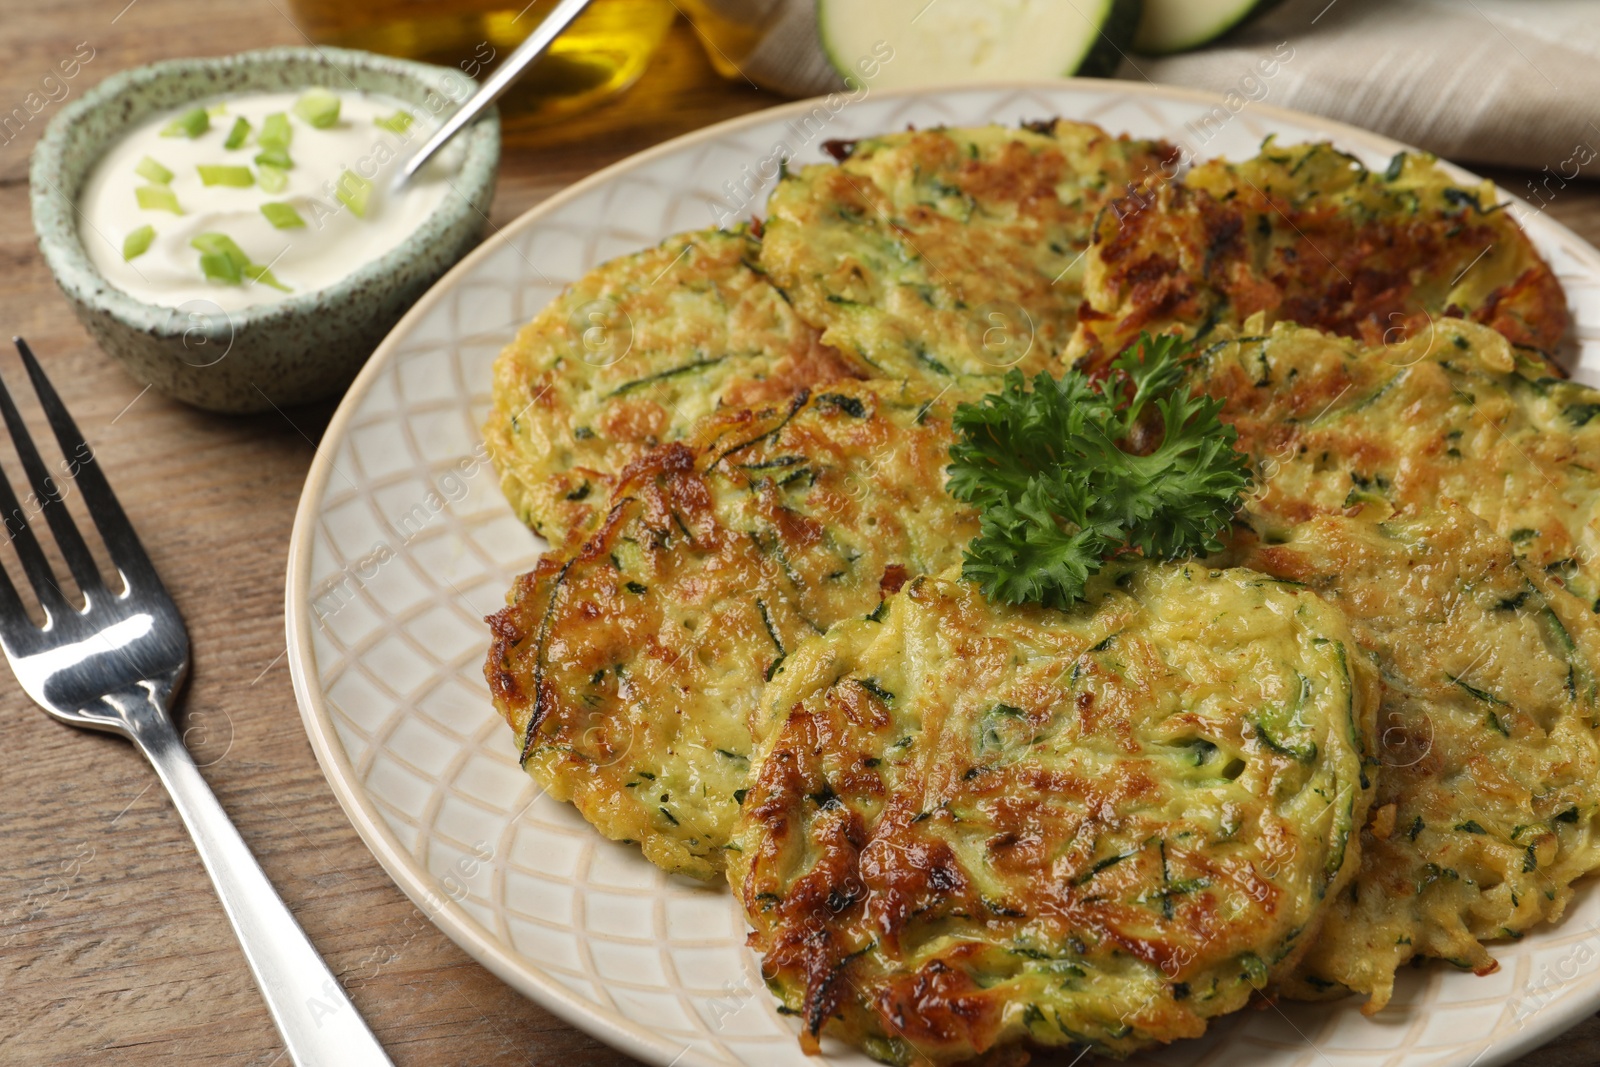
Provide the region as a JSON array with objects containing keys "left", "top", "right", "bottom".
[
  {"left": 292, "top": 88, "right": 341, "bottom": 129},
  {"left": 259, "top": 112, "right": 292, "bottom": 150},
  {"left": 223, "top": 116, "right": 251, "bottom": 150},
  {"left": 256, "top": 165, "right": 290, "bottom": 195},
  {"left": 134, "top": 156, "right": 173, "bottom": 184},
  {"left": 946, "top": 333, "right": 1251, "bottom": 608},
  {"left": 253, "top": 147, "right": 293, "bottom": 170},
  {"left": 192, "top": 232, "right": 250, "bottom": 285},
  {"left": 122, "top": 224, "right": 156, "bottom": 261},
  {"left": 160, "top": 107, "right": 210, "bottom": 139},
  {"left": 190, "top": 233, "right": 290, "bottom": 292},
  {"left": 260, "top": 202, "right": 305, "bottom": 229},
  {"left": 197, "top": 164, "right": 254, "bottom": 187},
  {"left": 243, "top": 263, "right": 291, "bottom": 291},
  {"left": 374, "top": 109, "right": 414, "bottom": 134},
  {"left": 135, "top": 185, "right": 182, "bottom": 214},
  {"left": 334, "top": 169, "right": 373, "bottom": 218},
  {"left": 196, "top": 251, "right": 242, "bottom": 285}
]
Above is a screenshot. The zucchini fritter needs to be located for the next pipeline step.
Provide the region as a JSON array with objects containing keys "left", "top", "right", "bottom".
[
  {"left": 1192, "top": 317, "right": 1600, "bottom": 627},
  {"left": 484, "top": 380, "right": 979, "bottom": 879},
  {"left": 1071, "top": 142, "right": 1568, "bottom": 370},
  {"left": 731, "top": 566, "right": 1379, "bottom": 1063},
  {"left": 484, "top": 227, "right": 864, "bottom": 546},
  {"left": 1225, "top": 504, "right": 1600, "bottom": 1012},
  {"left": 760, "top": 121, "right": 1179, "bottom": 380}
]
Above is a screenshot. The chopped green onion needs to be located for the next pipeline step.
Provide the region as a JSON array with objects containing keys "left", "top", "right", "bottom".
[
  {"left": 192, "top": 231, "right": 249, "bottom": 263},
  {"left": 260, "top": 202, "right": 305, "bottom": 229},
  {"left": 374, "top": 110, "right": 414, "bottom": 134},
  {"left": 135, "top": 185, "right": 182, "bottom": 213},
  {"left": 190, "top": 233, "right": 288, "bottom": 291},
  {"left": 253, "top": 147, "right": 293, "bottom": 171},
  {"left": 256, "top": 164, "right": 289, "bottom": 194},
  {"left": 334, "top": 169, "right": 373, "bottom": 218},
  {"left": 135, "top": 156, "right": 173, "bottom": 184},
  {"left": 197, "top": 164, "right": 254, "bottom": 188},
  {"left": 292, "top": 88, "right": 341, "bottom": 129},
  {"left": 223, "top": 117, "right": 251, "bottom": 150},
  {"left": 160, "top": 107, "right": 209, "bottom": 139},
  {"left": 259, "top": 112, "right": 292, "bottom": 149},
  {"left": 244, "top": 264, "right": 291, "bottom": 292},
  {"left": 191, "top": 232, "right": 251, "bottom": 285},
  {"left": 122, "top": 225, "right": 156, "bottom": 262},
  {"left": 197, "top": 250, "right": 242, "bottom": 285},
  {"left": 206, "top": 103, "right": 229, "bottom": 117}
]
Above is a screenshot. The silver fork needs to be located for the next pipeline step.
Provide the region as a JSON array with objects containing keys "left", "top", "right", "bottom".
[{"left": 0, "top": 339, "right": 391, "bottom": 1067}]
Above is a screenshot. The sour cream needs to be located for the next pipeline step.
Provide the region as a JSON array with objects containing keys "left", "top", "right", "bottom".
[{"left": 78, "top": 89, "right": 464, "bottom": 312}]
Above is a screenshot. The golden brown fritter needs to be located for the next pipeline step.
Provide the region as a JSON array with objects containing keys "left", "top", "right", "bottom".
[
  {"left": 1072, "top": 141, "right": 1568, "bottom": 371},
  {"left": 484, "top": 227, "right": 864, "bottom": 547},
  {"left": 485, "top": 380, "right": 981, "bottom": 879},
  {"left": 761, "top": 121, "right": 1180, "bottom": 381},
  {"left": 1190, "top": 317, "right": 1600, "bottom": 631},
  {"left": 731, "top": 565, "right": 1379, "bottom": 1064},
  {"left": 1223, "top": 504, "right": 1600, "bottom": 1012}
]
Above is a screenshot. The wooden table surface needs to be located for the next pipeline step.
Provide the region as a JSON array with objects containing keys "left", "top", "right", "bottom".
[{"left": 3, "top": 4, "right": 1600, "bottom": 1066}]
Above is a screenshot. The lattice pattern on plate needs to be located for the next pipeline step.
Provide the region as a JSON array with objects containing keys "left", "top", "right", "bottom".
[{"left": 287, "top": 83, "right": 1600, "bottom": 1067}]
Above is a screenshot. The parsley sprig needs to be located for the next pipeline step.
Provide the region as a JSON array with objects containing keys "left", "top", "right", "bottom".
[{"left": 947, "top": 334, "right": 1251, "bottom": 608}]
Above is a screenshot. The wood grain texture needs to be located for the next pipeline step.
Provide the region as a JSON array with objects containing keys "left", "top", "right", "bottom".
[{"left": 0, "top": 5, "right": 1598, "bottom": 1066}]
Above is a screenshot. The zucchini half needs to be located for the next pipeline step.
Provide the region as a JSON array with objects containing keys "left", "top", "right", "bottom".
[
  {"left": 819, "top": 0, "right": 1142, "bottom": 90},
  {"left": 1132, "top": 0, "right": 1284, "bottom": 55}
]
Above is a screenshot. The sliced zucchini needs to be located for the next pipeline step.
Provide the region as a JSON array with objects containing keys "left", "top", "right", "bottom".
[
  {"left": 1132, "top": 0, "right": 1282, "bottom": 55},
  {"left": 819, "top": 0, "right": 1142, "bottom": 90}
]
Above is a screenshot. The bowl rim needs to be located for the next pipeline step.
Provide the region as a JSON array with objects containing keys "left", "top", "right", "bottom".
[{"left": 29, "top": 44, "right": 500, "bottom": 339}]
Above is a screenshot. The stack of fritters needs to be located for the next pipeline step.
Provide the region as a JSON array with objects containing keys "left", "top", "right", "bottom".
[
  {"left": 485, "top": 120, "right": 1177, "bottom": 876},
  {"left": 1228, "top": 504, "right": 1600, "bottom": 1011},
  {"left": 487, "top": 380, "right": 980, "bottom": 878},
  {"left": 484, "top": 120, "right": 1600, "bottom": 1065},
  {"left": 1193, "top": 319, "right": 1600, "bottom": 1010}
]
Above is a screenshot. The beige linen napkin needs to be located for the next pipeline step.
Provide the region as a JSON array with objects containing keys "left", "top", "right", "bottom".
[
  {"left": 703, "top": 0, "right": 1600, "bottom": 173},
  {"left": 1130, "top": 0, "right": 1600, "bottom": 172}
]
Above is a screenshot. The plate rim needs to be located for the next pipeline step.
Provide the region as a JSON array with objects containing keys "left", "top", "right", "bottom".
[{"left": 285, "top": 77, "right": 1600, "bottom": 1067}]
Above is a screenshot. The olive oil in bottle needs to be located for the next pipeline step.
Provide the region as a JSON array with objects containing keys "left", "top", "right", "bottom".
[
  {"left": 671, "top": 0, "right": 775, "bottom": 79},
  {"left": 285, "top": 0, "right": 676, "bottom": 123}
]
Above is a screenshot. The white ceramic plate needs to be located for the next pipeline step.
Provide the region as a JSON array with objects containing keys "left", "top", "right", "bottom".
[{"left": 286, "top": 82, "right": 1600, "bottom": 1067}]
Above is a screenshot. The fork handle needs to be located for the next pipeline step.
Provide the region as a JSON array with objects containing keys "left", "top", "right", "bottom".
[{"left": 126, "top": 703, "right": 392, "bottom": 1067}]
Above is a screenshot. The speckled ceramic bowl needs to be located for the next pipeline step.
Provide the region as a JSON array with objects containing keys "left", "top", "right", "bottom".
[{"left": 31, "top": 47, "right": 499, "bottom": 413}]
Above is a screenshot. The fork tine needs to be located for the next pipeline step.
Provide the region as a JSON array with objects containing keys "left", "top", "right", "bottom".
[
  {"left": 0, "top": 511, "right": 35, "bottom": 633},
  {"left": 0, "top": 348, "right": 106, "bottom": 600},
  {"left": 13, "top": 339, "right": 161, "bottom": 592},
  {"left": 0, "top": 410, "right": 73, "bottom": 621}
]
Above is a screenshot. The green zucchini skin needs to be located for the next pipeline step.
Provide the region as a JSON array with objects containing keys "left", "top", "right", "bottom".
[
  {"left": 1077, "top": 0, "right": 1145, "bottom": 77},
  {"left": 818, "top": 0, "right": 1145, "bottom": 87},
  {"left": 1132, "top": 0, "right": 1286, "bottom": 56}
]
